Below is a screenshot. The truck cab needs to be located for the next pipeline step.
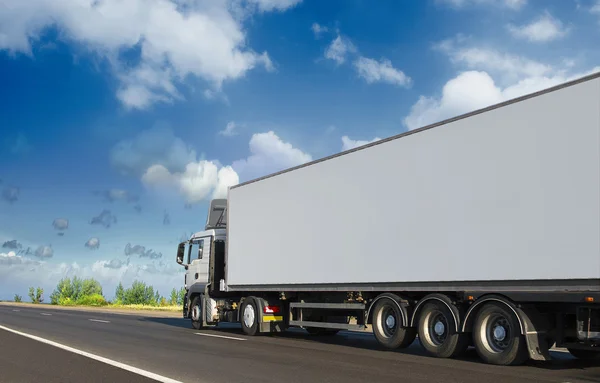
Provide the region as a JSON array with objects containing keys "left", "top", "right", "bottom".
[{"left": 176, "top": 199, "right": 228, "bottom": 326}]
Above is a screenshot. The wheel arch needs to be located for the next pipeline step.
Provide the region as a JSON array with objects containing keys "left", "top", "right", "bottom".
[
  {"left": 366, "top": 293, "right": 410, "bottom": 327},
  {"left": 409, "top": 293, "right": 461, "bottom": 332},
  {"left": 461, "top": 294, "right": 526, "bottom": 335}
]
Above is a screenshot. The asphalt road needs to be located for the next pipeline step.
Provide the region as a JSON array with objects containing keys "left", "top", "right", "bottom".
[{"left": 0, "top": 305, "right": 599, "bottom": 383}]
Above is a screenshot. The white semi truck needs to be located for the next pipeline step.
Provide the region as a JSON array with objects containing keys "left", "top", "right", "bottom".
[{"left": 176, "top": 71, "right": 600, "bottom": 366}]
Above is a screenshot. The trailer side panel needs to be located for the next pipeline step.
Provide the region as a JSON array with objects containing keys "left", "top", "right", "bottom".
[{"left": 226, "top": 76, "right": 600, "bottom": 287}]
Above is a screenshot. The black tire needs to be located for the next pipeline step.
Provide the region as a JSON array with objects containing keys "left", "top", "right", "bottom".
[
  {"left": 472, "top": 302, "right": 529, "bottom": 366},
  {"left": 190, "top": 295, "right": 204, "bottom": 330},
  {"left": 567, "top": 348, "right": 600, "bottom": 360},
  {"left": 417, "top": 302, "right": 469, "bottom": 358},
  {"left": 372, "top": 297, "right": 416, "bottom": 349},
  {"left": 240, "top": 297, "right": 260, "bottom": 336}
]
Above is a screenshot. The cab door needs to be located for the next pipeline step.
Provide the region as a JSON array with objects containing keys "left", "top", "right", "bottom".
[{"left": 185, "top": 236, "right": 211, "bottom": 290}]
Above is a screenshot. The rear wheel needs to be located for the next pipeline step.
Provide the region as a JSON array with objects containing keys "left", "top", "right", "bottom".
[
  {"left": 372, "top": 297, "right": 416, "bottom": 349},
  {"left": 417, "top": 302, "right": 469, "bottom": 358},
  {"left": 472, "top": 302, "right": 528, "bottom": 366},
  {"left": 240, "top": 297, "right": 260, "bottom": 336}
]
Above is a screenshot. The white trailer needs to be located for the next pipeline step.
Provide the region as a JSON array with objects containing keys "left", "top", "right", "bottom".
[{"left": 176, "top": 71, "right": 600, "bottom": 366}]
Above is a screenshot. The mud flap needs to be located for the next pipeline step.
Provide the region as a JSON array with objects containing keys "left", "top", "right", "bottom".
[{"left": 516, "top": 306, "right": 552, "bottom": 361}]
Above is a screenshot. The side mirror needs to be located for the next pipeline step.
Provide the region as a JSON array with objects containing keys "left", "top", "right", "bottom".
[{"left": 176, "top": 242, "right": 186, "bottom": 265}]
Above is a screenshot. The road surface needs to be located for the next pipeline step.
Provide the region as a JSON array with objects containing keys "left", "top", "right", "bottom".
[{"left": 0, "top": 305, "right": 598, "bottom": 383}]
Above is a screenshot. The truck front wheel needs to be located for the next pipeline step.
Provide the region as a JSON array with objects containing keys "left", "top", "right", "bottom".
[
  {"left": 190, "top": 295, "right": 205, "bottom": 330},
  {"left": 372, "top": 298, "right": 416, "bottom": 349}
]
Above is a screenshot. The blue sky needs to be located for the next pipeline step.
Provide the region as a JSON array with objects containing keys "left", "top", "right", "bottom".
[{"left": 1, "top": 0, "right": 599, "bottom": 301}]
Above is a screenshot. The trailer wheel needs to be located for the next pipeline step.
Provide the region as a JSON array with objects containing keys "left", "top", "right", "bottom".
[
  {"left": 240, "top": 297, "right": 259, "bottom": 336},
  {"left": 190, "top": 295, "right": 204, "bottom": 330},
  {"left": 372, "top": 298, "right": 416, "bottom": 349},
  {"left": 417, "top": 302, "right": 469, "bottom": 358},
  {"left": 567, "top": 348, "right": 600, "bottom": 360},
  {"left": 472, "top": 302, "right": 528, "bottom": 365}
]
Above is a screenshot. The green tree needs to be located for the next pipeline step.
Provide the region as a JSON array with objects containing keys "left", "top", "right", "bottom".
[
  {"left": 123, "top": 280, "right": 155, "bottom": 305},
  {"left": 169, "top": 288, "right": 178, "bottom": 305},
  {"left": 177, "top": 287, "right": 186, "bottom": 306},
  {"left": 114, "top": 282, "right": 125, "bottom": 303},
  {"left": 29, "top": 287, "right": 43, "bottom": 303},
  {"left": 28, "top": 287, "right": 35, "bottom": 302},
  {"left": 13, "top": 294, "right": 22, "bottom": 303}
]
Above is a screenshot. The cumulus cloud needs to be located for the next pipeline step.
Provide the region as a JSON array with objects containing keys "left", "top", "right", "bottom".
[
  {"left": 90, "top": 209, "right": 118, "bottom": 228},
  {"left": 341, "top": 136, "right": 382, "bottom": 151},
  {"left": 34, "top": 245, "right": 54, "bottom": 258},
  {"left": 85, "top": 237, "right": 100, "bottom": 250},
  {"left": 110, "top": 125, "right": 197, "bottom": 176},
  {"left": 435, "top": 37, "right": 552, "bottom": 84},
  {"left": 2, "top": 240, "right": 23, "bottom": 250},
  {"left": 0, "top": 251, "right": 40, "bottom": 266},
  {"left": 403, "top": 68, "right": 600, "bottom": 131},
  {"left": 353, "top": 57, "right": 411, "bottom": 87},
  {"left": 52, "top": 218, "right": 69, "bottom": 231},
  {"left": 0, "top": 0, "right": 298, "bottom": 109},
  {"left": 507, "top": 11, "right": 569, "bottom": 42},
  {"left": 142, "top": 160, "right": 239, "bottom": 204},
  {"left": 124, "top": 243, "right": 162, "bottom": 259},
  {"left": 103, "top": 258, "right": 128, "bottom": 269},
  {"left": 2, "top": 186, "right": 19, "bottom": 204},
  {"left": 232, "top": 131, "right": 312, "bottom": 181}
]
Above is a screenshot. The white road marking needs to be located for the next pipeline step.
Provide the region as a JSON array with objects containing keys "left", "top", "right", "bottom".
[
  {"left": 0, "top": 324, "right": 184, "bottom": 383},
  {"left": 88, "top": 319, "right": 111, "bottom": 323},
  {"left": 195, "top": 332, "right": 246, "bottom": 341},
  {"left": 12, "top": 310, "right": 20, "bottom": 312},
  {"left": 40, "top": 313, "right": 52, "bottom": 316}
]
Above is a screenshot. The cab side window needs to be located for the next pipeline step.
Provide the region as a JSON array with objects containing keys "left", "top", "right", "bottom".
[{"left": 188, "top": 239, "right": 204, "bottom": 261}]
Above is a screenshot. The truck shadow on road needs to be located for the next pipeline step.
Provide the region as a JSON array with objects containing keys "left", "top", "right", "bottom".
[{"left": 140, "top": 317, "right": 600, "bottom": 374}]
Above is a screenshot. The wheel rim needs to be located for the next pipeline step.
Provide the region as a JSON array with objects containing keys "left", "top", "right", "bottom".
[
  {"left": 376, "top": 304, "right": 398, "bottom": 338},
  {"left": 192, "top": 304, "right": 201, "bottom": 321},
  {"left": 427, "top": 311, "right": 448, "bottom": 346},
  {"left": 480, "top": 313, "right": 512, "bottom": 353},
  {"left": 243, "top": 303, "right": 255, "bottom": 328}
]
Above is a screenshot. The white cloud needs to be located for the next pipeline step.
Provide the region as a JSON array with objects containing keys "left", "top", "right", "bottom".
[
  {"left": 232, "top": 131, "right": 312, "bottom": 181},
  {"left": 507, "top": 11, "right": 569, "bottom": 42},
  {"left": 591, "top": 1, "right": 600, "bottom": 14},
  {"left": 219, "top": 121, "right": 238, "bottom": 137},
  {"left": 437, "top": 0, "right": 526, "bottom": 10},
  {"left": 353, "top": 57, "right": 412, "bottom": 87},
  {"left": 341, "top": 136, "right": 382, "bottom": 151},
  {"left": 244, "top": 0, "right": 303, "bottom": 12},
  {"left": 325, "top": 35, "right": 356, "bottom": 65},
  {"left": 435, "top": 37, "right": 553, "bottom": 83},
  {"left": 311, "top": 22, "right": 328, "bottom": 38},
  {"left": 110, "top": 124, "right": 197, "bottom": 176},
  {"left": 142, "top": 161, "right": 239, "bottom": 204},
  {"left": 0, "top": 0, "right": 296, "bottom": 109},
  {"left": 0, "top": 251, "right": 40, "bottom": 266},
  {"left": 403, "top": 67, "right": 600, "bottom": 131}
]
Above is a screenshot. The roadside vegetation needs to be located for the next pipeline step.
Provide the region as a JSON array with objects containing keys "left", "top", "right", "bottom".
[{"left": 13, "top": 277, "right": 186, "bottom": 312}]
